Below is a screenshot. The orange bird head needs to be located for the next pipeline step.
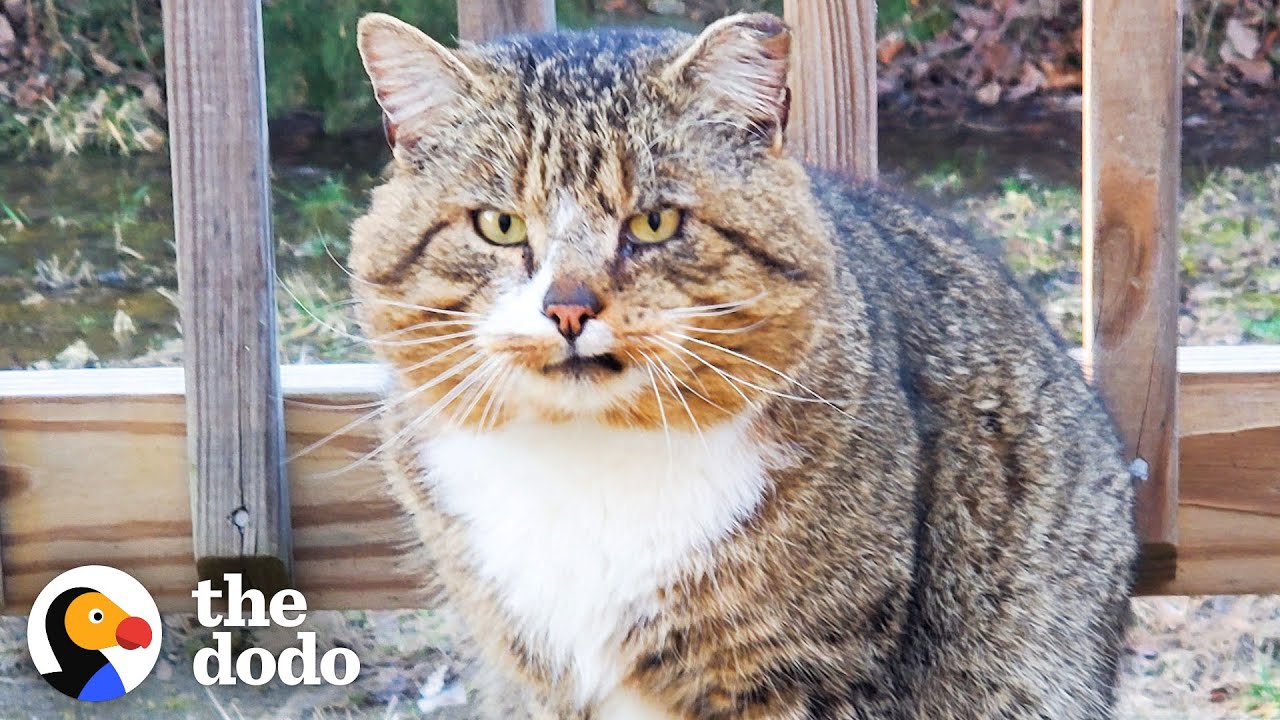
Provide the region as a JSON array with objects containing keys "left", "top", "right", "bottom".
[{"left": 62, "top": 591, "right": 151, "bottom": 651}]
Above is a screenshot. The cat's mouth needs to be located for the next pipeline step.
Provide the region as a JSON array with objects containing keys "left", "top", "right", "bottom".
[{"left": 541, "top": 352, "right": 625, "bottom": 379}]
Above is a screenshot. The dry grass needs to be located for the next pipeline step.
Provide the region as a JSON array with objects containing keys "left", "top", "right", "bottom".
[{"left": 1123, "top": 596, "right": 1280, "bottom": 718}]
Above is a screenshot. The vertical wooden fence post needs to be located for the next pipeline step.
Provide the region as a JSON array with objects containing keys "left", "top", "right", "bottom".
[
  {"left": 163, "top": 0, "right": 293, "bottom": 594},
  {"left": 457, "top": 0, "right": 555, "bottom": 43},
  {"left": 783, "top": 0, "right": 878, "bottom": 181},
  {"left": 1082, "top": 0, "right": 1182, "bottom": 588}
]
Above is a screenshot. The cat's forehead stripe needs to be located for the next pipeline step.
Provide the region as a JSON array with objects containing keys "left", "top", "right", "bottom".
[{"left": 470, "top": 29, "right": 689, "bottom": 208}]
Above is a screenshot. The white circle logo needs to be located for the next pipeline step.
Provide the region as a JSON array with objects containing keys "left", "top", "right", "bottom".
[{"left": 27, "top": 565, "right": 162, "bottom": 702}]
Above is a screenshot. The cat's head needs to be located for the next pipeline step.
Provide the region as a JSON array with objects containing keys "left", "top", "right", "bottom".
[{"left": 350, "top": 12, "right": 835, "bottom": 430}]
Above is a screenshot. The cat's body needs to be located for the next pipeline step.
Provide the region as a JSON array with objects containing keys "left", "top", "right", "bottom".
[{"left": 352, "top": 13, "right": 1136, "bottom": 719}]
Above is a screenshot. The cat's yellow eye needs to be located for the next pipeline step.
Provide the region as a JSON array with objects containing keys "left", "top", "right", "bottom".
[
  {"left": 474, "top": 210, "right": 528, "bottom": 246},
  {"left": 626, "top": 209, "right": 682, "bottom": 245}
]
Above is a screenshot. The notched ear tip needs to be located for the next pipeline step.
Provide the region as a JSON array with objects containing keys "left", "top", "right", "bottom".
[
  {"left": 750, "top": 17, "right": 791, "bottom": 62},
  {"left": 731, "top": 12, "right": 789, "bottom": 41},
  {"left": 703, "top": 12, "right": 791, "bottom": 52},
  {"left": 670, "top": 11, "right": 793, "bottom": 141},
  {"left": 678, "top": 11, "right": 793, "bottom": 79}
]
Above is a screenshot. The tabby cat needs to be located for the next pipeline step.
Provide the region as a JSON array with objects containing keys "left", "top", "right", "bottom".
[{"left": 351, "top": 11, "right": 1136, "bottom": 719}]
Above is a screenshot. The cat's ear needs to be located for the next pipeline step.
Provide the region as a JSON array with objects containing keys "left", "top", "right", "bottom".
[
  {"left": 357, "top": 13, "right": 475, "bottom": 150},
  {"left": 664, "top": 13, "right": 792, "bottom": 151}
]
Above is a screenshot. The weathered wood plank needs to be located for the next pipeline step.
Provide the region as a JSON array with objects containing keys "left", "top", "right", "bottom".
[
  {"left": 1081, "top": 0, "right": 1183, "bottom": 583},
  {"left": 1156, "top": 354, "right": 1280, "bottom": 595},
  {"left": 783, "top": 0, "right": 877, "bottom": 180},
  {"left": 0, "top": 349, "right": 1276, "bottom": 610},
  {"left": 457, "top": 0, "right": 555, "bottom": 43},
  {"left": 0, "top": 365, "right": 395, "bottom": 612},
  {"left": 163, "top": 0, "right": 292, "bottom": 594}
]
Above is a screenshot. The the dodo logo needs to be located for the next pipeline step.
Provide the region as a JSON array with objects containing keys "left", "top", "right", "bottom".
[{"left": 27, "top": 565, "right": 161, "bottom": 702}]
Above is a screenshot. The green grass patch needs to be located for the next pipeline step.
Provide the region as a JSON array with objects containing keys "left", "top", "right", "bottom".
[
  {"left": 262, "top": 0, "right": 605, "bottom": 134},
  {"left": 275, "top": 176, "right": 363, "bottom": 259},
  {"left": 1245, "top": 663, "right": 1280, "bottom": 718},
  {"left": 878, "top": 0, "right": 954, "bottom": 43}
]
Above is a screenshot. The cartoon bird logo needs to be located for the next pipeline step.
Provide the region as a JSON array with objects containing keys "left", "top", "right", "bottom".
[
  {"left": 28, "top": 566, "right": 162, "bottom": 702},
  {"left": 40, "top": 587, "right": 153, "bottom": 701}
]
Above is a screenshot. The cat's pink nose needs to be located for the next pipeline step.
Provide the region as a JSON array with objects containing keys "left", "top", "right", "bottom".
[
  {"left": 545, "top": 304, "right": 595, "bottom": 340},
  {"left": 543, "top": 278, "right": 602, "bottom": 342}
]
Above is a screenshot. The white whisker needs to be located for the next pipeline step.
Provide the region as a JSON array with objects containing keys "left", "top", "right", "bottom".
[
  {"left": 319, "top": 237, "right": 368, "bottom": 287},
  {"left": 314, "top": 352, "right": 492, "bottom": 477},
  {"left": 650, "top": 336, "right": 753, "bottom": 407},
  {"left": 663, "top": 292, "right": 766, "bottom": 318},
  {"left": 640, "top": 349, "right": 707, "bottom": 451},
  {"left": 478, "top": 368, "right": 516, "bottom": 431},
  {"left": 451, "top": 358, "right": 507, "bottom": 429},
  {"left": 669, "top": 332, "right": 860, "bottom": 421},
  {"left": 639, "top": 339, "right": 728, "bottom": 414},
  {"left": 635, "top": 352, "right": 674, "bottom": 480},
  {"left": 286, "top": 341, "right": 478, "bottom": 462},
  {"left": 283, "top": 396, "right": 386, "bottom": 411},
  {"left": 361, "top": 296, "right": 484, "bottom": 319},
  {"left": 675, "top": 318, "right": 769, "bottom": 335},
  {"left": 281, "top": 278, "right": 481, "bottom": 348},
  {"left": 278, "top": 279, "right": 477, "bottom": 349}
]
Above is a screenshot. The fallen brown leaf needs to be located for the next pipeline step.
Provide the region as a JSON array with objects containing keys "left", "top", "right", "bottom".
[
  {"left": 1229, "top": 57, "right": 1274, "bottom": 86},
  {"left": 1040, "top": 61, "right": 1082, "bottom": 90},
  {"left": 1006, "top": 62, "right": 1047, "bottom": 101},
  {"left": 878, "top": 32, "right": 906, "bottom": 65}
]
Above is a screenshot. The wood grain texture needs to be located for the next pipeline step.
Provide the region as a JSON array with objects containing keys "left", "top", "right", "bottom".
[
  {"left": 1081, "top": 0, "right": 1182, "bottom": 581},
  {"left": 783, "top": 0, "right": 878, "bottom": 180},
  {"left": 0, "top": 366, "right": 402, "bottom": 612},
  {"left": 0, "top": 350, "right": 1276, "bottom": 610},
  {"left": 162, "top": 0, "right": 292, "bottom": 593},
  {"left": 1152, "top": 360, "right": 1280, "bottom": 595},
  {"left": 457, "top": 0, "right": 555, "bottom": 43}
]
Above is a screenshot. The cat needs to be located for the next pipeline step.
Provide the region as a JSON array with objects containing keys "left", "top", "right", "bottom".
[{"left": 350, "top": 11, "right": 1137, "bottom": 720}]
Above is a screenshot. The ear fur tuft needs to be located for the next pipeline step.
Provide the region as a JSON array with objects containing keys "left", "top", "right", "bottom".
[
  {"left": 356, "top": 13, "right": 475, "bottom": 150},
  {"left": 665, "top": 13, "right": 792, "bottom": 144}
]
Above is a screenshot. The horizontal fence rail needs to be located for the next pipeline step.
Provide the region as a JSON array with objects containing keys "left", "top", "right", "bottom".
[{"left": 0, "top": 348, "right": 1277, "bottom": 612}]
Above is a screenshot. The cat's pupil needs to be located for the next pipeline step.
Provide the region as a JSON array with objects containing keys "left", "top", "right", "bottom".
[
  {"left": 647, "top": 212, "right": 661, "bottom": 231},
  {"left": 498, "top": 214, "right": 512, "bottom": 234}
]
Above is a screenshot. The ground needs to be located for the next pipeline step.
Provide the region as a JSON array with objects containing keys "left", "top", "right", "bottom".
[{"left": 0, "top": 596, "right": 1277, "bottom": 718}]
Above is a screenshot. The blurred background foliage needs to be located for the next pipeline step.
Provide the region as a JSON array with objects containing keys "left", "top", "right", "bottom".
[
  {"left": 261, "top": 0, "right": 458, "bottom": 134},
  {"left": 0, "top": 0, "right": 1274, "bottom": 153},
  {"left": 0, "top": 0, "right": 775, "bottom": 151}
]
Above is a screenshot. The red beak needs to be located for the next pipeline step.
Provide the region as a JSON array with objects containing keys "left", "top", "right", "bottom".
[{"left": 115, "top": 616, "right": 152, "bottom": 650}]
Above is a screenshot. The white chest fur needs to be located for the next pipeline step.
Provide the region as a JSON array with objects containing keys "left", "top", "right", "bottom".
[{"left": 420, "top": 415, "right": 773, "bottom": 708}]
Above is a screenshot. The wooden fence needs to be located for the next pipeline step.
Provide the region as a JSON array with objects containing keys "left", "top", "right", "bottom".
[{"left": 0, "top": 0, "right": 1277, "bottom": 612}]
